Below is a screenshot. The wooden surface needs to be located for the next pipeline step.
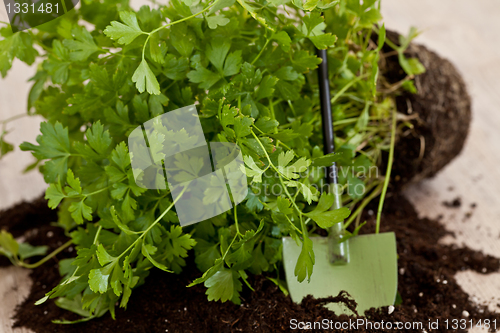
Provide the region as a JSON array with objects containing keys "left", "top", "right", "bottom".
[{"left": 1, "top": 0, "right": 499, "bottom": 331}]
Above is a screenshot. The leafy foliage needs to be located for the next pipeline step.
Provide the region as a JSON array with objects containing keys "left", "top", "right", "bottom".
[{"left": 0, "top": 0, "right": 422, "bottom": 322}]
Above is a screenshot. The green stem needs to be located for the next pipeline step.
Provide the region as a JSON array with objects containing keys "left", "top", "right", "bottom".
[
  {"left": 375, "top": 107, "right": 397, "bottom": 234},
  {"left": 251, "top": 37, "right": 272, "bottom": 65},
  {"left": 151, "top": 0, "right": 221, "bottom": 35},
  {"left": 250, "top": 130, "right": 281, "bottom": 175},
  {"left": 331, "top": 73, "right": 370, "bottom": 105},
  {"left": 250, "top": 130, "right": 303, "bottom": 221},
  {"left": 0, "top": 113, "right": 28, "bottom": 124},
  {"left": 141, "top": 0, "right": 223, "bottom": 60},
  {"left": 60, "top": 0, "right": 68, "bottom": 13},
  {"left": 344, "top": 182, "right": 383, "bottom": 229},
  {"left": 93, "top": 226, "right": 103, "bottom": 244},
  {"left": 234, "top": 205, "right": 242, "bottom": 237},
  {"left": 117, "top": 187, "right": 187, "bottom": 260},
  {"left": 18, "top": 240, "right": 73, "bottom": 269},
  {"left": 278, "top": 175, "right": 303, "bottom": 222}
]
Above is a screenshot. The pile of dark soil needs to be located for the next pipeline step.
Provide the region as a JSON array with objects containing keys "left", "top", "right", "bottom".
[
  {"left": 380, "top": 30, "right": 472, "bottom": 188},
  {"left": 1, "top": 195, "right": 498, "bottom": 333}
]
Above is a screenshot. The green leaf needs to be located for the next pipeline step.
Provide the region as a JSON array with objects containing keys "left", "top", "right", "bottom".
[
  {"left": 187, "top": 66, "right": 221, "bottom": 89},
  {"left": 104, "top": 11, "right": 144, "bottom": 45},
  {"left": 311, "top": 152, "right": 342, "bottom": 167},
  {"left": 377, "top": 24, "right": 386, "bottom": 51},
  {"left": 142, "top": 243, "right": 172, "bottom": 272},
  {"left": 277, "top": 196, "right": 294, "bottom": 215},
  {"left": 69, "top": 200, "right": 93, "bottom": 224},
  {"left": 234, "top": 115, "right": 253, "bottom": 138},
  {"left": 63, "top": 26, "right": 101, "bottom": 61},
  {"left": 291, "top": 50, "right": 321, "bottom": 73},
  {"left": 149, "top": 32, "right": 167, "bottom": 65},
  {"left": 223, "top": 51, "right": 242, "bottom": 76},
  {"left": 255, "top": 117, "right": 278, "bottom": 134},
  {"left": 206, "top": 39, "right": 230, "bottom": 72},
  {"left": 274, "top": 66, "right": 300, "bottom": 81},
  {"left": 0, "top": 130, "right": 14, "bottom": 158},
  {"left": 309, "top": 33, "right": 337, "bottom": 49},
  {"left": 195, "top": 240, "right": 221, "bottom": 272},
  {"left": 85, "top": 121, "right": 112, "bottom": 156},
  {"left": 305, "top": 193, "right": 350, "bottom": 228},
  {"left": 303, "top": 0, "right": 319, "bottom": 11},
  {"left": 207, "top": 0, "right": 236, "bottom": 15},
  {"left": 284, "top": 181, "right": 318, "bottom": 204},
  {"left": 45, "top": 182, "right": 65, "bottom": 209},
  {"left": 0, "top": 32, "right": 38, "bottom": 77},
  {"left": 272, "top": 31, "right": 291, "bottom": 51},
  {"left": 347, "top": 173, "right": 365, "bottom": 199},
  {"left": 294, "top": 234, "right": 314, "bottom": 282},
  {"left": 401, "top": 56, "right": 426, "bottom": 76},
  {"left": 204, "top": 268, "right": 242, "bottom": 303},
  {"left": 236, "top": 0, "right": 271, "bottom": 30},
  {"left": 66, "top": 169, "right": 82, "bottom": 195},
  {"left": 109, "top": 206, "right": 138, "bottom": 235},
  {"left": 20, "top": 122, "right": 71, "bottom": 183},
  {"left": 206, "top": 15, "right": 230, "bottom": 29},
  {"left": 277, "top": 151, "right": 310, "bottom": 179},
  {"left": 0, "top": 230, "right": 19, "bottom": 257},
  {"left": 132, "top": 59, "right": 161, "bottom": 95},
  {"left": 242, "top": 155, "right": 265, "bottom": 183},
  {"left": 96, "top": 244, "right": 116, "bottom": 266},
  {"left": 18, "top": 243, "right": 48, "bottom": 260},
  {"left": 89, "top": 266, "right": 112, "bottom": 294},
  {"left": 255, "top": 75, "right": 278, "bottom": 101},
  {"left": 111, "top": 264, "right": 124, "bottom": 296}
]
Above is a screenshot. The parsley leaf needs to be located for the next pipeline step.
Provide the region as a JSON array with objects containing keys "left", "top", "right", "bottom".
[
  {"left": 132, "top": 59, "right": 161, "bottom": 95},
  {"left": 104, "top": 11, "right": 145, "bottom": 45}
]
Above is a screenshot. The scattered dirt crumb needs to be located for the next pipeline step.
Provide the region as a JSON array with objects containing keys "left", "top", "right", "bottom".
[{"left": 443, "top": 197, "right": 462, "bottom": 208}]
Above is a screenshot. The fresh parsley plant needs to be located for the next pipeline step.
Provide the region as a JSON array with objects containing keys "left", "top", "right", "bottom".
[{"left": 0, "top": 0, "right": 423, "bottom": 322}]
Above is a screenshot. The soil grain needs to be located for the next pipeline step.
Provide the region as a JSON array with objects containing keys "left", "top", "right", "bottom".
[{"left": 1, "top": 196, "right": 498, "bottom": 333}]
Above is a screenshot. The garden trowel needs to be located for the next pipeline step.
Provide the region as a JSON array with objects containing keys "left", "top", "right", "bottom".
[{"left": 282, "top": 48, "right": 398, "bottom": 315}]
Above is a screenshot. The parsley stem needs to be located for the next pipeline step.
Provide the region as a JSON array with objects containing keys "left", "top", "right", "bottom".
[
  {"left": 375, "top": 106, "right": 397, "bottom": 234},
  {"left": 330, "top": 73, "right": 370, "bottom": 105},
  {"left": 250, "top": 130, "right": 304, "bottom": 221},
  {"left": 251, "top": 36, "right": 272, "bottom": 65},
  {"left": 344, "top": 182, "right": 383, "bottom": 229},
  {"left": 234, "top": 205, "right": 242, "bottom": 237},
  {"left": 250, "top": 130, "right": 280, "bottom": 174},
  {"left": 18, "top": 239, "right": 73, "bottom": 269},
  {"left": 60, "top": 0, "right": 68, "bottom": 13},
  {"left": 0, "top": 113, "right": 28, "bottom": 124},
  {"left": 117, "top": 186, "right": 187, "bottom": 260},
  {"left": 93, "top": 226, "right": 103, "bottom": 245},
  {"left": 150, "top": 0, "right": 222, "bottom": 35},
  {"left": 278, "top": 175, "right": 303, "bottom": 222},
  {"left": 285, "top": 213, "right": 302, "bottom": 234},
  {"left": 141, "top": 0, "right": 222, "bottom": 60}
]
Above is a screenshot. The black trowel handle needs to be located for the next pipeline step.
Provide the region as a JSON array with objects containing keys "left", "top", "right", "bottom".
[
  {"left": 316, "top": 48, "right": 342, "bottom": 212},
  {"left": 316, "top": 47, "right": 349, "bottom": 264},
  {"left": 316, "top": 48, "right": 338, "bottom": 186}
]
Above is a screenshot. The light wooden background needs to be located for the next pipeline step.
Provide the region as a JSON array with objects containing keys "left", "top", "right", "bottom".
[{"left": 0, "top": 0, "right": 499, "bottom": 331}]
